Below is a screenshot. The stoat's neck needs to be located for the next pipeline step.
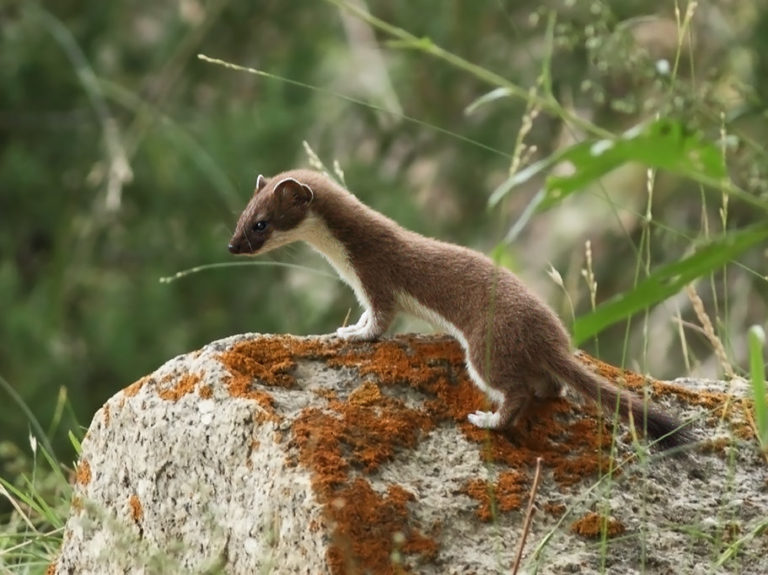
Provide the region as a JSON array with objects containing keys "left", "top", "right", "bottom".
[{"left": 299, "top": 212, "right": 370, "bottom": 309}]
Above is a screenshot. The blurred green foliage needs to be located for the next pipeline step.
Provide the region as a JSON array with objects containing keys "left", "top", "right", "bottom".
[{"left": 2, "top": 0, "right": 767, "bottom": 473}]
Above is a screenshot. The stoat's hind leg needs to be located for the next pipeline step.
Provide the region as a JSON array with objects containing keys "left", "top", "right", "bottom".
[
  {"left": 468, "top": 388, "right": 532, "bottom": 430},
  {"left": 534, "top": 374, "right": 565, "bottom": 399}
]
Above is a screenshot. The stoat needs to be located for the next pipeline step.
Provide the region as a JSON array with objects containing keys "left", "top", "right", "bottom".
[{"left": 228, "top": 169, "right": 691, "bottom": 449}]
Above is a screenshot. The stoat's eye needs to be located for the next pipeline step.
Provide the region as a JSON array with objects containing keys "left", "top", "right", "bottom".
[{"left": 252, "top": 220, "right": 268, "bottom": 232}]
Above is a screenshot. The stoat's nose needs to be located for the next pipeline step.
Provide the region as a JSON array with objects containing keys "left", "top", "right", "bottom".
[{"left": 228, "top": 243, "right": 239, "bottom": 254}]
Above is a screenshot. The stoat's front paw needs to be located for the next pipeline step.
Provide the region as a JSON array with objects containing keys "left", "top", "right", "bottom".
[
  {"left": 468, "top": 410, "right": 502, "bottom": 429},
  {"left": 335, "top": 324, "right": 376, "bottom": 341},
  {"left": 335, "top": 310, "right": 382, "bottom": 341}
]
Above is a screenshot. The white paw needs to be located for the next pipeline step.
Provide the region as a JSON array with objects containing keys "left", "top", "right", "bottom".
[
  {"left": 468, "top": 410, "right": 502, "bottom": 429},
  {"left": 335, "top": 325, "right": 375, "bottom": 341},
  {"left": 336, "top": 309, "right": 384, "bottom": 341}
]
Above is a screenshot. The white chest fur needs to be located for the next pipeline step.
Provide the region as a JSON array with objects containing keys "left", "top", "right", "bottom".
[{"left": 298, "top": 214, "right": 371, "bottom": 311}]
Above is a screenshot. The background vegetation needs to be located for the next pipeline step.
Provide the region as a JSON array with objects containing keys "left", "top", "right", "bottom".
[{"left": 1, "top": 0, "right": 767, "bottom": 562}]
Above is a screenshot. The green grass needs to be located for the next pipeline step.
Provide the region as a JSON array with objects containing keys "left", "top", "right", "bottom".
[
  {"left": 0, "top": 440, "right": 72, "bottom": 574},
  {"left": 748, "top": 325, "right": 768, "bottom": 451},
  {"left": 0, "top": 375, "right": 75, "bottom": 573}
]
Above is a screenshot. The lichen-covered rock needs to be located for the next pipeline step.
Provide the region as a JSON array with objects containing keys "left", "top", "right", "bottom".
[{"left": 53, "top": 334, "right": 767, "bottom": 574}]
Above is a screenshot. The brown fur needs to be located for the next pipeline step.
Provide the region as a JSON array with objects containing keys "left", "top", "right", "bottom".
[{"left": 229, "top": 169, "right": 692, "bottom": 450}]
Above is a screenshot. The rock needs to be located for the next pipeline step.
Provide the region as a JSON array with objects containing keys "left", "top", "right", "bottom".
[{"left": 52, "top": 334, "right": 767, "bottom": 574}]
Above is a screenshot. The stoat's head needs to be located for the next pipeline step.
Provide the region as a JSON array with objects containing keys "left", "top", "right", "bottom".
[{"left": 228, "top": 174, "right": 315, "bottom": 255}]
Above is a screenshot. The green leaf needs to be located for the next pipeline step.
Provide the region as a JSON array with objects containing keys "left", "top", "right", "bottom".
[
  {"left": 572, "top": 224, "right": 768, "bottom": 345},
  {"left": 543, "top": 119, "right": 726, "bottom": 209},
  {"left": 489, "top": 119, "right": 727, "bottom": 211}
]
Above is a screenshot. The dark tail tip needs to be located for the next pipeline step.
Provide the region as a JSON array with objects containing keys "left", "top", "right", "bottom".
[{"left": 640, "top": 407, "right": 695, "bottom": 452}]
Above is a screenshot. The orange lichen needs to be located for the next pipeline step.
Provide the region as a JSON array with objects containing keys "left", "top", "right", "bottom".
[
  {"left": 327, "top": 338, "right": 613, "bottom": 487},
  {"left": 275, "top": 335, "right": 617, "bottom": 570},
  {"left": 198, "top": 384, "right": 213, "bottom": 399},
  {"left": 216, "top": 336, "right": 336, "bottom": 412},
  {"left": 460, "top": 396, "right": 613, "bottom": 489},
  {"left": 335, "top": 337, "right": 467, "bottom": 395},
  {"left": 217, "top": 337, "right": 334, "bottom": 389},
  {"left": 578, "top": 351, "right": 755, "bottom": 441},
  {"left": 204, "top": 334, "right": 727, "bottom": 571},
  {"left": 293, "top": 388, "right": 432, "bottom": 493},
  {"left": 292, "top": 408, "right": 349, "bottom": 494},
  {"left": 543, "top": 502, "right": 566, "bottom": 517},
  {"left": 102, "top": 404, "right": 111, "bottom": 427},
  {"left": 286, "top": 338, "right": 441, "bottom": 573},
  {"left": 70, "top": 496, "right": 83, "bottom": 514},
  {"left": 158, "top": 373, "right": 202, "bottom": 401},
  {"left": 325, "top": 479, "right": 437, "bottom": 574},
  {"left": 348, "top": 381, "right": 382, "bottom": 406},
  {"left": 722, "top": 521, "right": 741, "bottom": 542},
  {"left": 464, "top": 470, "right": 527, "bottom": 521},
  {"left": 219, "top": 335, "right": 631, "bottom": 571},
  {"left": 314, "top": 388, "right": 339, "bottom": 401},
  {"left": 571, "top": 511, "right": 625, "bottom": 538},
  {"left": 123, "top": 375, "right": 150, "bottom": 397},
  {"left": 75, "top": 460, "right": 91, "bottom": 485},
  {"left": 251, "top": 407, "right": 280, "bottom": 426},
  {"left": 701, "top": 436, "right": 731, "bottom": 454},
  {"left": 129, "top": 494, "right": 143, "bottom": 523},
  {"left": 222, "top": 373, "right": 276, "bottom": 410},
  {"left": 45, "top": 563, "right": 56, "bottom": 575}
]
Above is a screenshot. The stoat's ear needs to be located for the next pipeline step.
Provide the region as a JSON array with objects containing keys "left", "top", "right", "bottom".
[
  {"left": 274, "top": 177, "right": 314, "bottom": 206},
  {"left": 255, "top": 174, "right": 268, "bottom": 192}
]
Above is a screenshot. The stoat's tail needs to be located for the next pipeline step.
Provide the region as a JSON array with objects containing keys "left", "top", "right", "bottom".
[{"left": 545, "top": 353, "right": 693, "bottom": 450}]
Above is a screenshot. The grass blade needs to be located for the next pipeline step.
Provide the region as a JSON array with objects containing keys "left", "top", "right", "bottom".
[
  {"left": 572, "top": 225, "right": 768, "bottom": 345},
  {"left": 748, "top": 325, "right": 767, "bottom": 448},
  {"left": 0, "top": 374, "right": 59, "bottom": 467}
]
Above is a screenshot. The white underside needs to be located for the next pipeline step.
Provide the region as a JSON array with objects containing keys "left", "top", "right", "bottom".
[{"left": 277, "top": 212, "right": 506, "bottom": 428}]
